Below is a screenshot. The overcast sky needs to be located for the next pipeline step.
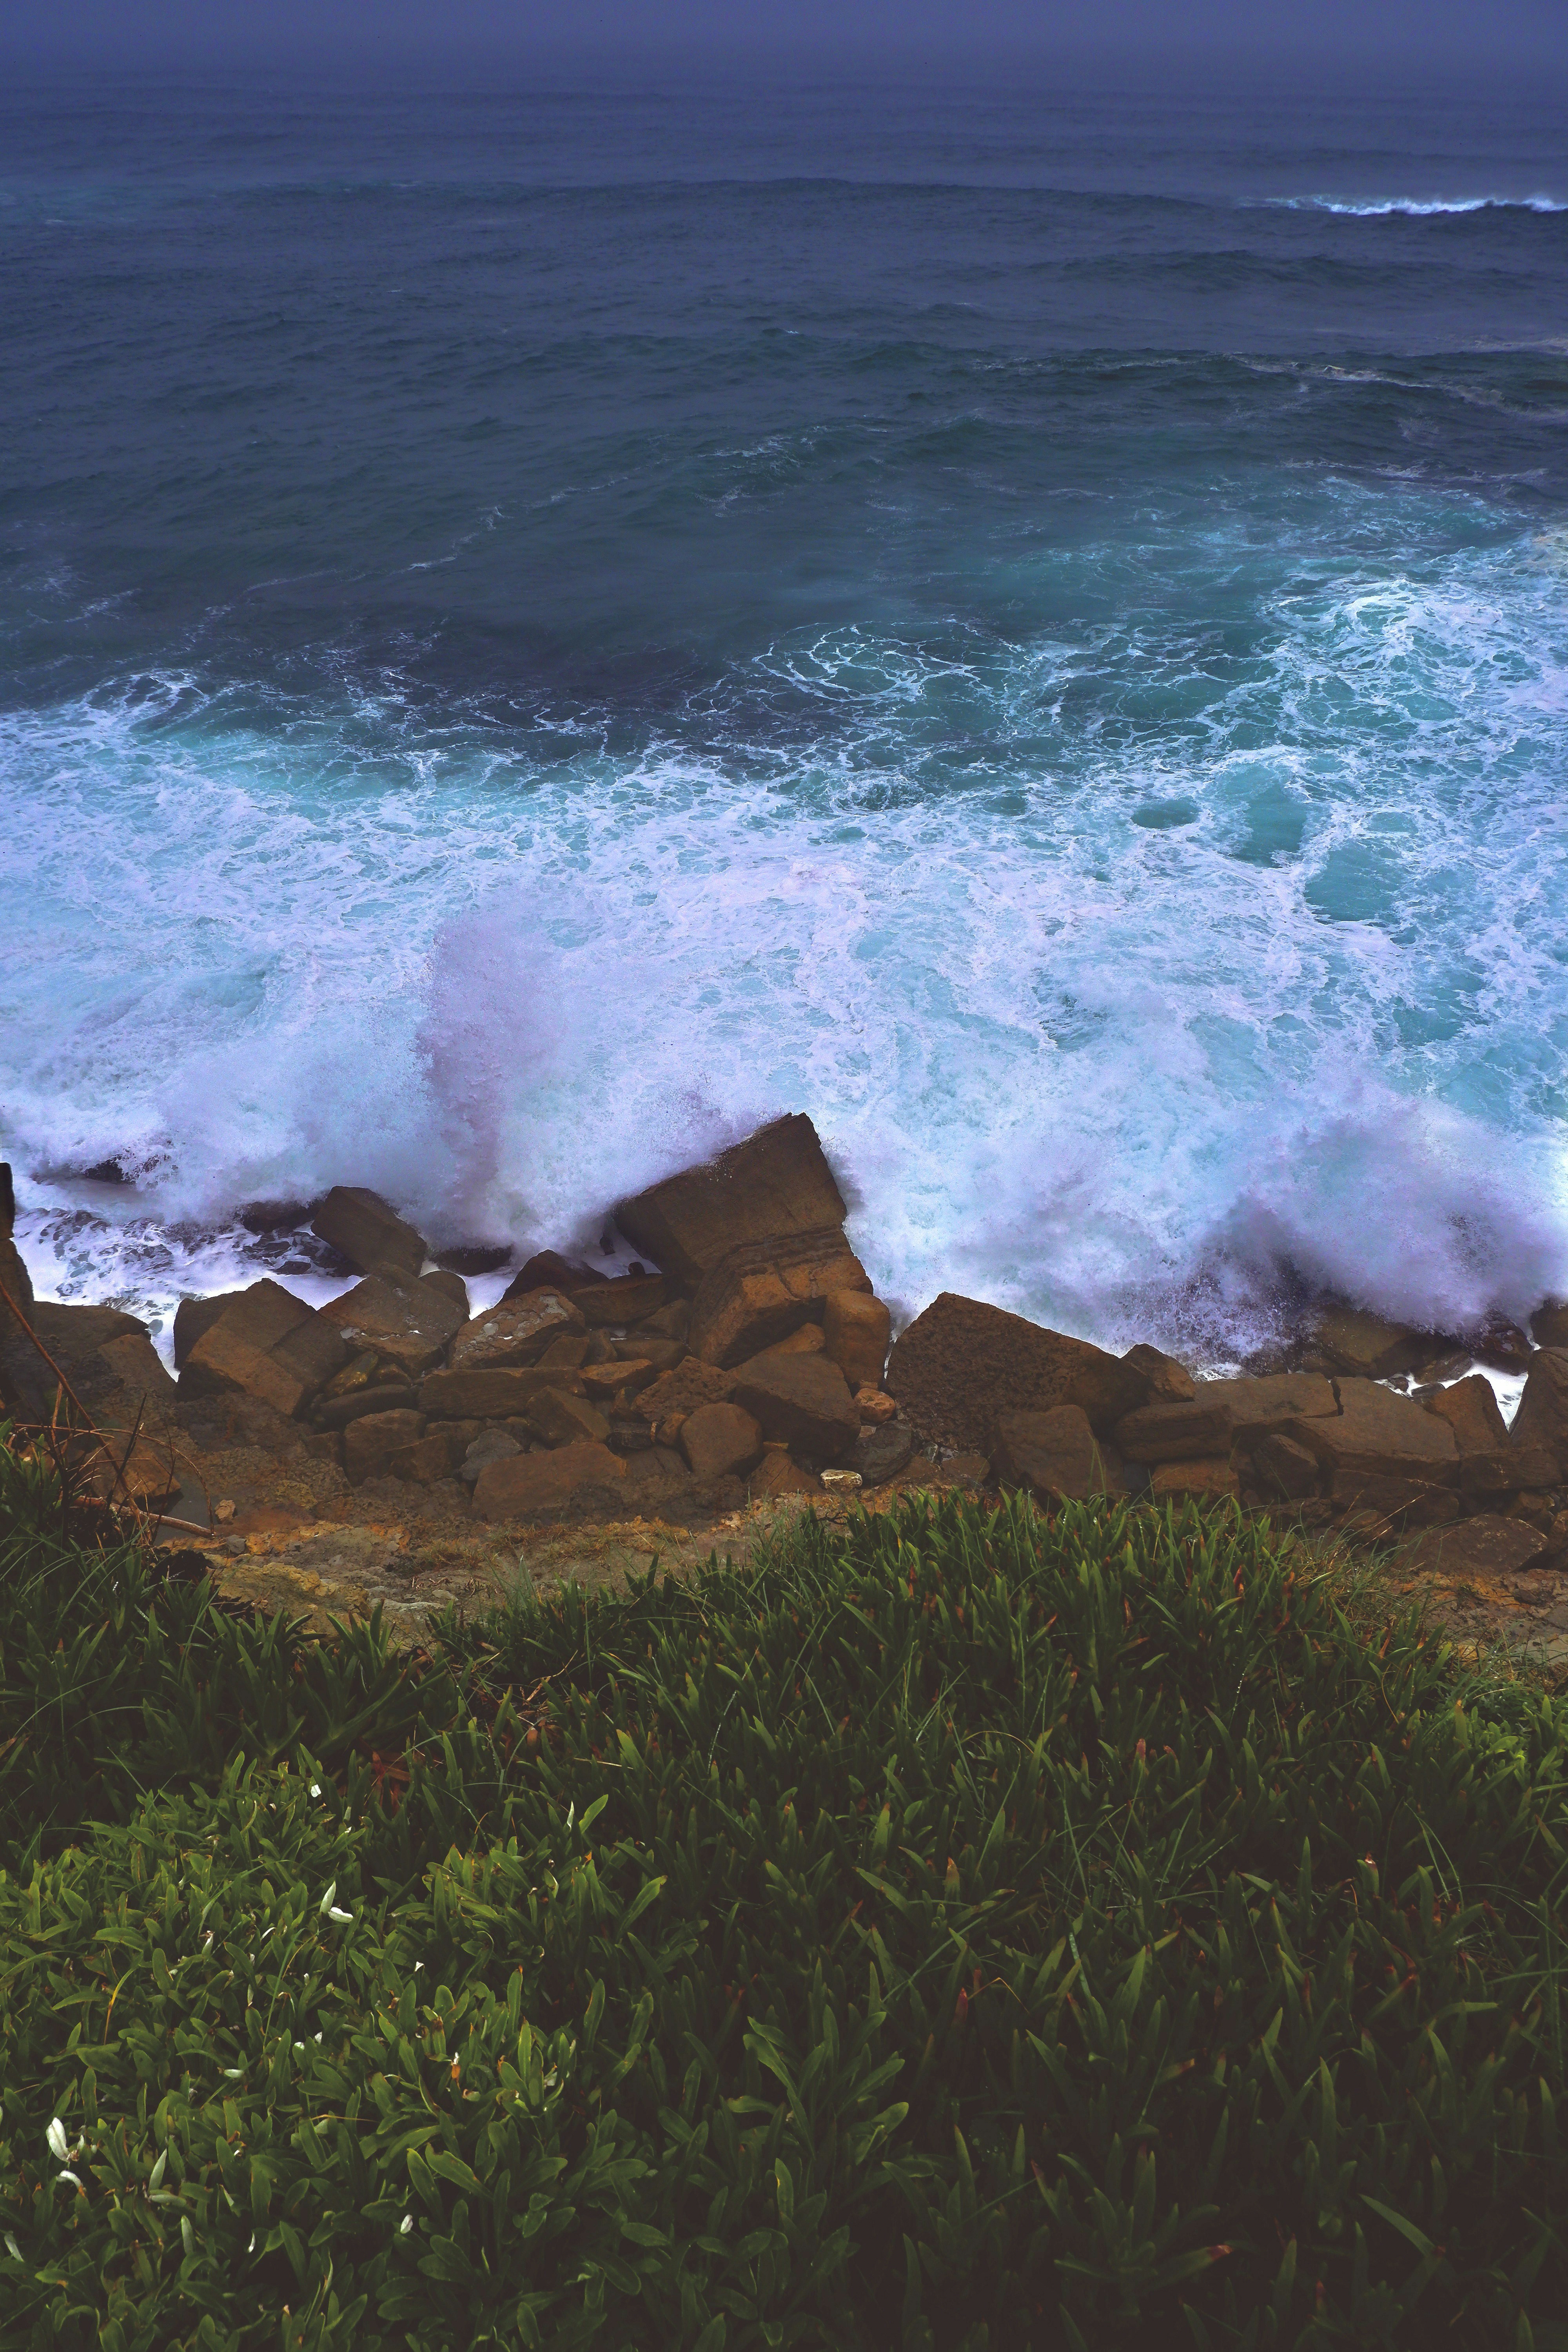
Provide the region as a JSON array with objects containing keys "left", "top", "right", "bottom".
[{"left": 3, "top": 0, "right": 1566, "bottom": 80}]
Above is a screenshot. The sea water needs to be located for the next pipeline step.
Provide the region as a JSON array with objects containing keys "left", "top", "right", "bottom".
[{"left": 2, "top": 72, "right": 1566, "bottom": 1361}]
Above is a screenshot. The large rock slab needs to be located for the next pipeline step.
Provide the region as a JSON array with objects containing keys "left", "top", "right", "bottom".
[
  {"left": 1422, "top": 1375, "right": 1509, "bottom": 1454},
  {"left": 884, "top": 1292, "right": 1146, "bottom": 1450},
  {"left": 1288, "top": 1379, "right": 1459, "bottom": 1483},
  {"left": 1120, "top": 1345, "right": 1194, "bottom": 1403},
  {"left": 447, "top": 1289, "right": 585, "bottom": 1372},
  {"left": 992, "top": 1404, "right": 1120, "bottom": 1502},
  {"left": 310, "top": 1186, "right": 428, "bottom": 1281},
  {"left": 632, "top": 1360, "right": 737, "bottom": 1432},
  {"left": 730, "top": 1349, "right": 860, "bottom": 1461},
  {"left": 96, "top": 1330, "right": 180, "bottom": 1411},
  {"left": 823, "top": 1289, "right": 892, "bottom": 1391},
  {"left": 173, "top": 1293, "right": 236, "bottom": 1369},
  {"left": 1198, "top": 1374, "right": 1339, "bottom": 1434},
  {"left": 1407, "top": 1514, "right": 1550, "bottom": 1581},
  {"left": 523, "top": 1389, "right": 612, "bottom": 1448},
  {"left": 181, "top": 1281, "right": 319, "bottom": 1418},
  {"left": 1510, "top": 1350, "right": 1568, "bottom": 1471},
  {"left": 321, "top": 1274, "right": 465, "bottom": 1379},
  {"left": 1115, "top": 1396, "right": 1236, "bottom": 1464},
  {"left": 420, "top": 1364, "right": 586, "bottom": 1420},
  {"left": 569, "top": 1274, "right": 668, "bottom": 1329},
  {"left": 1121, "top": 1374, "right": 1338, "bottom": 1465},
  {"left": 615, "top": 1114, "right": 848, "bottom": 1290},
  {"left": 1532, "top": 1301, "right": 1568, "bottom": 1350},
  {"left": 344, "top": 1408, "right": 425, "bottom": 1485},
  {"left": 1306, "top": 1307, "right": 1438, "bottom": 1379},
  {"left": 853, "top": 1423, "right": 916, "bottom": 1486},
  {"left": 689, "top": 1228, "right": 872, "bottom": 1367},
  {"left": 471, "top": 1440, "right": 627, "bottom": 1522}
]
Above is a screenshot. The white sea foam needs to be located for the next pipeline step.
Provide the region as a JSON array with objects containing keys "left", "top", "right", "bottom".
[
  {"left": 4, "top": 510, "right": 1568, "bottom": 1359},
  {"left": 1267, "top": 194, "right": 1567, "bottom": 217}
]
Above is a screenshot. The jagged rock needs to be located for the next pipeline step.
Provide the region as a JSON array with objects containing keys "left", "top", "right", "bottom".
[
  {"left": 181, "top": 1281, "right": 318, "bottom": 1417},
  {"left": 314, "top": 1381, "right": 417, "bottom": 1431},
  {"left": 1289, "top": 1380, "right": 1459, "bottom": 1482},
  {"left": 1252, "top": 1433, "right": 1321, "bottom": 1501},
  {"left": 97, "top": 1330, "right": 179, "bottom": 1408},
  {"left": 854, "top": 1423, "right": 916, "bottom": 1486},
  {"left": 271, "top": 1313, "right": 351, "bottom": 1399},
  {"left": 344, "top": 1409, "right": 425, "bottom": 1485},
  {"left": 460, "top": 1429, "right": 520, "bottom": 1486},
  {"left": 322, "top": 1275, "right": 465, "bottom": 1379},
  {"left": 387, "top": 1432, "right": 457, "bottom": 1485},
  {"left": 421, "top": 1365, "right": 586, "bottom": 1420},
  {"left": 822, "top": 1290, "right": 892, "bottom": 1390},
  {"left": 511, "top": 1250, "right": 605, "bottom": 1294},
  {"left": 420, "top": 1269, "right": 470, "bottom": 1314},
  {"left": 523, "top": 1389, "right": 612, "bottom": 1449},
  {"left": 173, "top": 1294, "right": 233, "bottom": 1369},
  {"left": 1510, "top": 1350, "right": 1568, "bottom": 1471},
  {"left": 1330, "top": 1474, "right": 1461, "bottom": 1526},
  {"left": 579, "top": 1360, "right": 658, "bottom": 1403},
  {"left": 447, "top": 1290, "right": 585, "bottom": 1373},
  {"left": 616, "top": 1113, "right": 848, "bottom": 1290},
  {"left": 730, "top": 1350, "right": 859, "bottom": 1460},
  {"left": 680, "top": 1401, "right": 764, "bottom": 1481},
  {"left": 1307, "top": 1307, "right": 1438, "bottom": 1379},
  {"left": 1116, "top": 1396, "right": 1236, "bottom": 1463},
  {"left": 642, "top": 1299, "right": 692, "bottom": 1343},
  {"left": 1471, "top": 1321, "right": 1533, "bottom": 1375},
  {"left": 993, "top": 1404, "right": 1120, "bottom": 1502},
  {"left": 1407, "top": 1514, "right": 1549, "bottom": 1580},
  {"left": 1532, "top": 1300, "right": 1568, "bottom": 1350},
  {"left": 570, "top": 1274, "right": 668, "bottom": 1329},
  {"left": 620, "top": 1447, "right": 698, "bottom": 1513},
  {"left": 610, "top": 1336, "right": 688, "bottom": 1373},
  {"left": 885, "top": 1293, "right": 1147, "bottom": 1450},
  {"left": 1151, "top": 1458, "right": 1240, "bottom": 1500},
  {"left": 1120, "top": 1344, "right": 1195, "bottom": 1403},
  {"left": 540, "top": 1332, "right": 593, "bottom": 1369},
  {"left": 856, "top": 1387, "right": 897, "bottom": 1425},
  {"left": 471, "top": 1440, "right": 627, "bottom": 1522},
  {"left": 749, "top": 1325, "right": 824, "bottom": 1360},
  {"left": 310, "top": 1186, "right": 428, "bottom": 1281},
  {"left": 750, "top": 1444, "right": 820, "bottom": 1498},
  {"left": 1422, "top": 1375, "right": 1509, "bottom": 1454},
  {"left": 1458, "top": 1448, "right": 1559, "bottom": 1498},
  {"left": 1200, "top": 1374, "right": 1339, "bottom": 1436},
  {"left": 632, "top": 1360, "right": 737, "bottom": 1434},
  {"left": 690, "top": 1229, "right": 871, "bottom": 1367}
]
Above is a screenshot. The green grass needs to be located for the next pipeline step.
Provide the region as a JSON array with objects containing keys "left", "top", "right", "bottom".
[{"left": 1, "top": 1426, "right": 1565, "bottom": 2350}]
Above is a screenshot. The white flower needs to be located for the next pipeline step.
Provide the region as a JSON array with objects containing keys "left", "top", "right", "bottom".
[
  {"left": 45, "top": 2120, "right": 69, "bottom": 2162},
  {"left": 400, "top": 2213, "right": 414, "bottom": 2235},
  {"left": 309, "top": 1784, "right": 321, "bottom": 1798},
  {"left": 222, "top": 2068, "right": 245, "bottom": 2079},
  {"left": 318, "top": 1882, "right": 337, "bottom": 1916},
  {"left": 56, "top": 2170, "right": 83, "bottom": 2189},
  {"left": 328, "top": 1907, "right": 353, "bottom": 1925}
]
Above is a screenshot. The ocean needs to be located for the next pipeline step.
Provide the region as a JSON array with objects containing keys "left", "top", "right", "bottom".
[{"left": 3, "top": 70, "right": 1567, "bottom": 1363}]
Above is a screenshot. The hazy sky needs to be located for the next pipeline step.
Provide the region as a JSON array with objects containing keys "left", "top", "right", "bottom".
[{"left": 4, "top": 0, "right": 1566, "bottom": 81}]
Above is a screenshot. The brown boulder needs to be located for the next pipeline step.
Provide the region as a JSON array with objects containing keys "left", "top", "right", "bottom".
[
  {"left": 322, "top": 1274, "right": 466, "bottom": 1379},
  {"left": 823, "top": 1290, "right": 892, "bottom": 1390},
  {"left": 1422, "top": 1374, "right": 1509, "bottom": 1454},
  {"left": 1329, "top": 1473, "right": 1460, "bottom": 1527},
  {"left": 181, "top": 1281, "right": 319, "bottom": 1417},
  {"left": 854, "top": 1423, "right": 916, "bottom": 1486},
  {"left": 471, "top": 1440, "right": 627, "bottom": 1522},
  {"left": 1251, "top": 1433, "right": 1321, "bottom": 1501},
  {"left": 523, "top": 1389, "right": 612, "bottom": 1449},
  {"left": 690, "top": 1229, "right": 872, "bottom": 1367},
  {"left": 884, "top": 1292, "right": 1146, "bottom": 1450},
  {"left": 447, "top": 1289, "right": 585, "bottom": 1373},
  {"left": 632, "top": 1359, "right": 737, "bottom": 1431},
  {"left": 1151, "top": 1458, "right": 1239, "bottom": 1501},
  {"left": 1510, "top": 1349, "right": 1568, "bottom": 1470},
  {"left": 1458, "top": 1447, "right": 1559, "bottom": 1498},
  {"left": 992, "top": 1404, "right": 1120, "bottom": 1502},
  {"left": 420, "top": 1364, "right": 586, "bottom": 1420},
  {"left": 173, "top": 1293, "right": 233, "bottom": 1369},
  {"left": 96, "top": 1330, "right": 179, "bottom": 1409},
  {"left": 579, "top": 1359, "right": 657, "bottom": 1400},
  {"left": 615, "top": 1113, "right": 848, "bottom": 1290},
  {"left": 730, "top": 1349, "right": 859, "bottom": 1460},
  {"left": 270, "top": 1313, "right": 351, "bottom": 1399},
  {"left": 86, "top": 1436, "right": 182, "bottom": 1512},
  {"left": 314, "top": 1381, "right": 417, "bottom": 1431},
  {"left": 610, "top": 1336, "right": 688, "bottom": 1374},
  {"left": 1116, "top": 1396, "right": 1235, "bottom": 1464},
  {"left": 642, "top": 1299, "right": 692, "bottom": 1342},
  {"left": 680, "top": 1401, "right": 764, "bottom": 1481},
  {"left": 1121, "top": 1344, "right": 1195, "bottom": 1403},
  {"left": 1200, "top": 1373, "right": 1339, "bottom": 1436},
  {"left": 344, "top": 1408, "right": 425, "bottom": 1484},
  {"left": 419, "top": 1269, "right": 470, "bottom": 1314},
  {"left": 511, "top": 1249, "right": 605, "bottom": 1294},
  {"left": 750, "top": 1444, "right": 821, "bottom": 1499},
  {"left": 4, "top": 1302, "right": 151, "bottom": 1423},
  {"left": 1288, "top": 1379, "right": 1459, "bottom": 1482},
  {"left": 1307, "top": 1307, "right": 1437, "bottom": 1379},
  {"left": 387, "top": 1432, "right": 459, "bottom": 1485},
  {"left": 310, "top": 1186, "right": 427, "bottom": 1281},
  {"left": 569, "top": 1274, "right": 668, "bottom": 1329},
  {"left": 1407, "top": 1514, "right": 1549, "bottom": 1580},
  {"left": 1531, "top": 1300, "right": 1568, "bottom": 1350}
]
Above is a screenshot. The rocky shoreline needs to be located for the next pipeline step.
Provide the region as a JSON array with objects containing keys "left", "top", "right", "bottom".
[{"left": 4, "top": 1118, "right": 1568, "bottom": 1669}]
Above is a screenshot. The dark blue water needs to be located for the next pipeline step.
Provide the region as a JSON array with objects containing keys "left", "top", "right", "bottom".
[{"left": 4, "top": 75, "right": 1567, "bottom": 1357}]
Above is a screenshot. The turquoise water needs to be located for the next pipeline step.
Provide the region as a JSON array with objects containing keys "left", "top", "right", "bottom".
[{"left": 3, "top": 76, "right": 1567, "bottom": 1355}]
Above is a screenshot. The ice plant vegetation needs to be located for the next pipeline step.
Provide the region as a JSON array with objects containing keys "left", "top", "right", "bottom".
[{"left": 0, "top": 1434, "right": 1564, "bottom": 2348}]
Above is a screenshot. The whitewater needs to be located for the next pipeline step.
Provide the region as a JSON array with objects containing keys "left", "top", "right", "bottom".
[{"left": 3, "top": 74, "right": 1567, "bottom": 1362}]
